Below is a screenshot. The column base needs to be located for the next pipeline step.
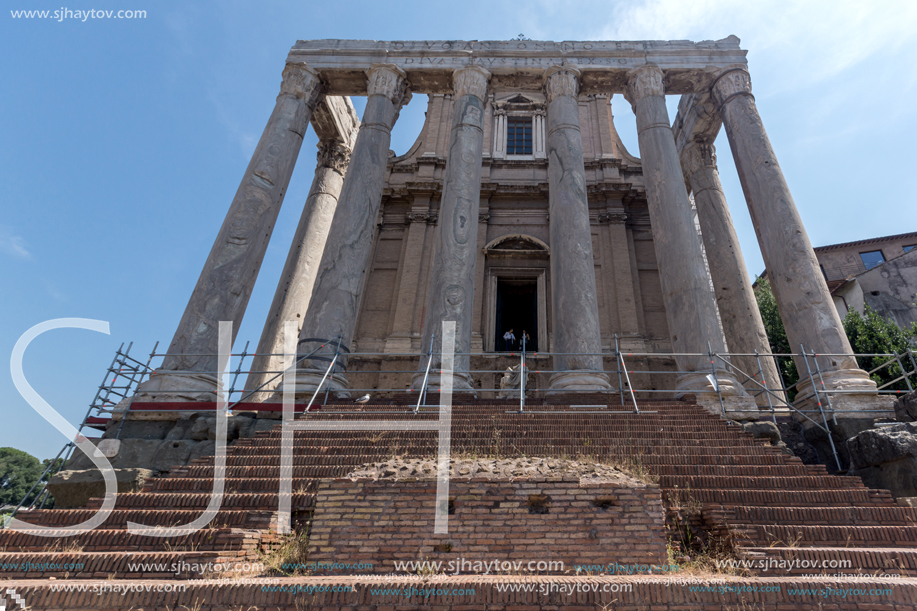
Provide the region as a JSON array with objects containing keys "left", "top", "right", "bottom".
[
  {"left": 546, "top": 370, "right": 612, "bottom": 394},
  {"left": 683, "top": 393, "right": 760, "bottom": 420},
  {"left": 271, "top": 369, "right": 351, "bottom": 402},
  {"left": 410, "top": 371, "right": 477, "bottom": 396},
  {"left": 384, "top": 334, "right": 415, "bottom": 354},
  {"left": 133, "top": 371, "right": 219, "bottom": 403},
  {"left": 675, "top": 371, "right": 748, "bottom": 398},
  {"left": 793, "top": 368, "right": 896, "bottom": 419}
]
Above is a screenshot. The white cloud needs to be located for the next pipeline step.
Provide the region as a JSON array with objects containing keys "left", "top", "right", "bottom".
[
  {"left": 589, "top": 0, "right": 917, "bottom": 87},
  {"left": 0, "top": 225, "right": 32, "bottom": 259}
]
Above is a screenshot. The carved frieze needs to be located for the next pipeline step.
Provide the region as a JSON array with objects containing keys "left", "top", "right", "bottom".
[
  {"left": 316, "top": 140, "right": 352, "bottom": 174},
  {"left": 367, "top": 64, "right": 412, "bottom": 108},
  {"left": 598, "top": 211, "right": 628, "bottom": 224},
  {"left": 543, "top": 65, "right": 581, "bottom": 102},
  {"left": 624, "top": 64, "right": 664, "bottom": 106},
  {"left": 280, "top": 63, "right": 324, "bottom": 107},
  {"left": 453, "top": 66, "right": 491, "bottom": 101},
  {"left": 711, "top": 68, "right": 753, "bottom": 108}
]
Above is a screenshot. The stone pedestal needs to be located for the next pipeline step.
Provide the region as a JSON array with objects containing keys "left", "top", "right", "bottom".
[
  {"left": 543, "top": 66, "right": 611, "bottom": 393},
  {"left": 243, "top": 140, "right": 351, "bottom": 400},
  {"left": 681, "top": 140, "right": 784, "bottom": 408},
  {"left": 712, "top": 67, "right": 893, "bottom": 419},
  {"left": 625, "top": 65, "right": 751, "bottom": 411},
  {"left": 292, "top": 64, "right": 411, "bottom": 399},
  {"left": 135, "top": 63, "right": 323, "bottom": 401},
  {"left": 411, "top": 66, "right": 491, "bottom": 395}
]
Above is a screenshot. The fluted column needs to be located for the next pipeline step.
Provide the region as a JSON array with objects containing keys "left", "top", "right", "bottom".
[
  {"left": 681, "top": 140, "right": 784, "bottom": 407},
  {"left": 292, "top": 64, "right": 411, "bottom": 398},
  {"left": 624, "top": 65, "right": 750, "bottom": 408},
  {"left": 412, "top": 66, "right": 491, "bottom": 395},
  {"left": 712, "top": 68, "right": 891, "bottom": 416},
  {"left": 243, "top": 140, "right": 351, "bottom": 399},
  {"left": 136, "top": 63, "right": 323, "bottom": 401},
  {"left": 543, "top": 66, "right": 611, "bottom": 393}
]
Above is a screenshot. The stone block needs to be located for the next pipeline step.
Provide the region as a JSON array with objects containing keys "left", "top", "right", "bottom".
[
  {"left": 151, "top": 439, "right": 197, "bottom": 472},
  {"left": 47, "top": 468, "right": 152, "bottom": 508},
  {"left": 895, "top": 390, "right": 917, "bottom": 423},
  {"left": 848, "top": 423, "right": 917, "bottom": 498},
  {"left": 742, "top": 421, "right": 781, "bottom": 444}
]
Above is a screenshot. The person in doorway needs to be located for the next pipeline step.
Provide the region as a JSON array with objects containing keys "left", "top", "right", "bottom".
[
  {"left": 521, "top": 330, "right": 531, "bottom": 349},
  {"left": 502, "top": 328, "right": 515, "bottom": 351}
]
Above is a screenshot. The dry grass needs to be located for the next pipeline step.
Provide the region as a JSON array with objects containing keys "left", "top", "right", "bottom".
[{"left": 262, "top": 529, "right": 310, "bottom": 576}]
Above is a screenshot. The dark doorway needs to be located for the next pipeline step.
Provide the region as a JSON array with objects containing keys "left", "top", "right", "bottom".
[{"left": 494, "top": 279, "right": 538, "bottom": 351}]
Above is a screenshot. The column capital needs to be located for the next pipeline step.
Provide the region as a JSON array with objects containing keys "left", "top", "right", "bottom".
[
  {"left": 680, "top": 139, "right": 717, "bottom": 175},
  {"left": 623, "top": 64, "right": 664, "bottom": 108},
  {"left": 366, "top": 63, "right": 412, "bottom": 108},
  {"left": 452, "top": 66, "right": 491, "bottom": 101},
  {"left": 316, "top": 139, "right": 351, "bottom": 174},
  {"left": 711, "top": 67, "right": 753, "bottom": 110},
  {"left": 543, "top": 65, "right": 581, "bottom": 103},
  {"left": 280, "top": 63, "right": 324, "bottom": 107}
]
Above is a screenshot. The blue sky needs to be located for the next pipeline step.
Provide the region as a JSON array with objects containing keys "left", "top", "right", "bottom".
[{"left": 3, "top": 0, "right": 916, "bottom": 460}]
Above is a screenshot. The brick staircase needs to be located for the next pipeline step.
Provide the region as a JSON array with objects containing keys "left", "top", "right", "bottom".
[{"left": 3, "top": 397, "right": 916, "bottom": 609}]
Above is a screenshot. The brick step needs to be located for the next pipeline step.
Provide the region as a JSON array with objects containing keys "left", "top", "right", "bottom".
[
  {"left": 146, "top": 478, "right": 323, "bottom": 493},
  {"left": 84, "top": 492, "right": 314, "bottom": 511},
  {"left": 172, "top": 463, "right": 815, "bottom": 480},
  {"left": 658, "top": 474, "right": 864, "bottom": 490},
  {"left": 207, "top": 452, "right": 796, "bottom": 467},
  {"left": 10, "top": 509, "right": 272, "bottom": 529},
  {"left": 252, "top": 421, "right": 747, "bottom": 433},
  {"left": 6, "top": 574, "right": 916, "bottom": 609},
  {"left": 728, "top": 505, "right": 917, "bottom": 526},
  {"left": 733, "top": 525, "right": 917, "bottom": 547},
  {"left": 232, "top": 443, "right": 776, "bottom": 456},
  {"left": 667, "top": 488, "right": 896, "bottom": 507},
  {"left": 737, "top": 546, "right": 917, "bottom": 576},
  {"left": 0, "top": 550, "right": 252, "bottom": 579},
  {"left": 0, "top": 527, "right": 262, "bottom": 553}
]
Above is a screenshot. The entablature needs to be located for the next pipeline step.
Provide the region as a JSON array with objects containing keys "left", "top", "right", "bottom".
[{"left": 287, "top": 37, "right": 747, "bottom": 96}]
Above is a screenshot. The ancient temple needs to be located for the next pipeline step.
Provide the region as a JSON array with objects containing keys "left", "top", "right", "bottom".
[{"left": 134, "top": 36, "right": 891, "bottom": 421}]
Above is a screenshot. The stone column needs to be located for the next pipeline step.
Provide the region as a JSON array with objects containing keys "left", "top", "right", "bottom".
[
  {"left": 243, "top": 139, "right": 351, "bottom": 399},
  {"left": 712, "top": 68, "right": 891, "bottom": 416},
  {"left": 384, "top": 196, "right": 433, "bottom": 354},
  {"left": 543, "top": 66, "right": 611, "bottom": 393},
  {"left": 681, "top": 140, "right": 784, "bottom": 407},
  {"left": 624, "top": 65, "right": 752, "bottom": 411},
  {"left": 292, "top": 64, "right": 411, "bottom": 398},
  {"left": 492, "top": 109, "right": 506, "bottom": 159},
  {"left": 411, "top": 66, "right": 491, "bottom": 395},
  {"left": 136, "top": 63, "right": 323, "bottom": 401}
]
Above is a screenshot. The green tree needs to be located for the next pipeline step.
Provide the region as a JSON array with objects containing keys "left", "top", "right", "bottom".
[
  {"left": 754, "top": 278, "right": 800, "bottom": 398},
  {"left": 0, "top": 448, "right": 59, "bottom": 510},
  {"left": 755, "top": 278, "right": 917, "bottom": 396},
  {"left": 843, "top": 307, "right": 917, "bottom": 390}
]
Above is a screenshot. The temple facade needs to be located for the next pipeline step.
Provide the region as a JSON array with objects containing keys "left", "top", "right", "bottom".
[{"left": 132, "top": 37, "right": 894, "bottom": 420}]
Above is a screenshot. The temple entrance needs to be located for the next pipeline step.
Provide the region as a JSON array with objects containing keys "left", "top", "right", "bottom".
[{"left": 494, "top": 279, "right": 538, "bottom": 352}]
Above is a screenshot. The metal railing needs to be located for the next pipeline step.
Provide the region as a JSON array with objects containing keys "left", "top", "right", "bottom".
[{"left": 6, "top": 335, "right": 915, "bottom": 528}]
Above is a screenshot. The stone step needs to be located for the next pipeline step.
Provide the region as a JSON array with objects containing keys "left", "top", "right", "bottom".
[
  {"left": 0, "top": 527, "right": 262, "bottom": 553},
  {"left": 728, "top": 505, "right": 917, "bottom": 526},
  {"left": 733, "top": 525, "right": 917, "bottom": 548},
  {"left": 0, "top": 550, "right": 252, "bottom": 579},
  {"left": 737, "top": 546, "right": 917, "bottom": 576}
]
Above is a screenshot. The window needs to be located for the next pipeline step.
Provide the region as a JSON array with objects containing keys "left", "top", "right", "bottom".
[
  {"left": 860, "top": 250, "right": 885, "bottom": 270},
  {"left": 904, "top": 245, "right": 916, "bottom": 253},
  {"left": 506, "top": 118, "right": 532, "bottom": 155}
]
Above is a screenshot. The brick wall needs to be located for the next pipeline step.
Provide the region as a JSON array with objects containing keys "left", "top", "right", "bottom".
[{"left": 309, "top": 476, "right": 666, "bottom": 573}]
